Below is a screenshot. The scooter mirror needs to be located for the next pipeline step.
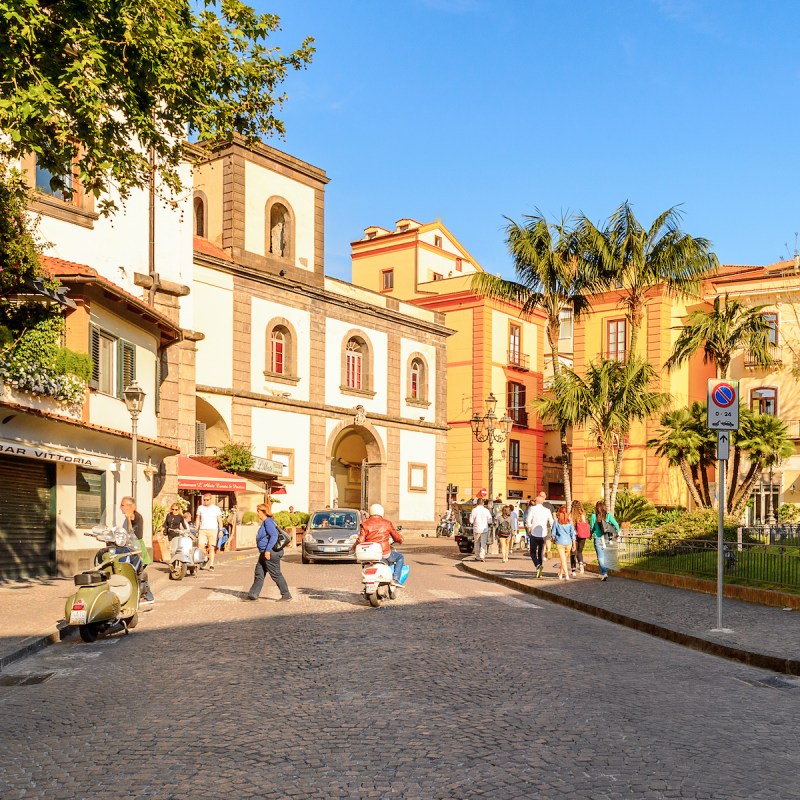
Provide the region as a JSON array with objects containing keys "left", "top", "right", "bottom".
[{"left": 91, "top": 525, "right": 106, "bottom": 535}]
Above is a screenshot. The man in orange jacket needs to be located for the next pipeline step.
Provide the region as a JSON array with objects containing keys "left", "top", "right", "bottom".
[{"left": 356, "top": 503, "right": 405, "bottom": 586}]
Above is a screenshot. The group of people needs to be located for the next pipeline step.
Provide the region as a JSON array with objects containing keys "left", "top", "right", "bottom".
[{"left": 469, "top": 492, "right": 621, "bottom": 581}]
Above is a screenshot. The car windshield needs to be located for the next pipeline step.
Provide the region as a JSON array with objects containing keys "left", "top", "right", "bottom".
[{"left": 310, "top": 512, "right": 358, "bottom": 530}]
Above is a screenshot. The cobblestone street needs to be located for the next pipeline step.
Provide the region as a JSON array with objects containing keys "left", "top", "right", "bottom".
[{"left": 1, "top": 549, "right": 798, "bottom": 799}]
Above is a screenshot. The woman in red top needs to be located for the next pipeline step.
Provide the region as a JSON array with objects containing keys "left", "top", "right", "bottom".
[{"left": 570, "top": 500, "right": 591, "bottom": 576}]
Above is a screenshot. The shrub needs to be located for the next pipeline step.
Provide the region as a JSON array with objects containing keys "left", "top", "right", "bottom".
[
  {"left": 651, "top": 508, "right": 739, "bottom": 544},
  {"left": 214, "top": 441, "right": 254, "bottom": 474},
  {"left": 613, "top": 492, "right": 657, "bottom": 528},
  {"left": 152, "top": 503, "right": 168, "bottom": 536},
  {"left": 53, "top": 347, "right": 93, "bottom": 382},
  {"left": 273, "top": 511, "right": 294, "bottom": 528},
  {"left": 242, "top": 511, "right": 259, "bottom": 525},
  {"left": 778, "top": 503, "right": 800, "bottom": 523},
  {"left": 295, "top": 512, "right": 310, "bottom": 527},
  {"left": 652, "top": 508, "right": 685, "bottom": 527}
]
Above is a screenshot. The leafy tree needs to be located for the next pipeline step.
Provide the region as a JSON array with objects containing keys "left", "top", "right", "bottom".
[
  {"left": 578, "top": 202, "right": 718, "bottom": 357},
  {"left": 471, "top": 211, "right": 603, "bottom": 506},
  {"left": 552, "top": 356, "right": 669, "bottom": 513},
  {"left": 0, "top": 0, "right": 314, "bottom": 212},
  {"left": 214, "top": 441, "right": 254, "bottom": 474},
  {"left": 664, "top": 294, "right": 776, "bottom": 378}
]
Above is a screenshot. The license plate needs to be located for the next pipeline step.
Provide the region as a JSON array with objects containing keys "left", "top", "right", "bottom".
[
  {"left": 69, "top": 610, "right": 87, "bottom": 625},
  {"left": 322, "top": 546, "right": 335, "bottom": 553}
]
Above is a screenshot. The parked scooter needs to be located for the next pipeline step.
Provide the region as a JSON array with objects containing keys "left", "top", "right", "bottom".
[
  {"left": 355, "top": 542, "right": 409, "bottom": 607},
  {"left": 65, "top": 528, "right": 141, "bottom": 643},
  {"left": 166, "top": 526, "right": 206, "bottom": 580}
]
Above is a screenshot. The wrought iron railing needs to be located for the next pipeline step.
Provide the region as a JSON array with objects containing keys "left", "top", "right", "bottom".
[
  {"left": 509, "top": 409, "right": 528, "bottom": 428},
  {"left": 744, "top": 344, "right": 781, "bottom": 368},
  {"left": 615, "top": 534, "right": 800, "bottom": 591},
  {"left": 738, "top": 524, "right": 800, "bottom": 546},
  {"left": 507, "top": 350, "right": 530, "bottom": 371},
  {"left": 508, "top": 462, "right": 528, "bottom": 479},
  {"left": 783, "top": 419, "right": 800, "bottom": 439}
]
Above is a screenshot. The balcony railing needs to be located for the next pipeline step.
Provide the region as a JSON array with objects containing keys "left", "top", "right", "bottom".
[
  {"left": 507, "top": 350, "right": 530, "bottom": 371},
  {"left": 508, "top": 462, "right": 528, "bottom": 479},
  {"left": 784, "top": 419, "right": 800, "bottom": 439},
  {"left": 744, "top": 344, "right": 782, "bottom": 368},
  {"left": 509, "top": 409, "right": 528, "bottom": 428}
]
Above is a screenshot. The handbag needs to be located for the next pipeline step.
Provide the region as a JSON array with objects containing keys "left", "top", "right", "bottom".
[{"left": 273, "top": 524, "right": 293, "bottom": 553}]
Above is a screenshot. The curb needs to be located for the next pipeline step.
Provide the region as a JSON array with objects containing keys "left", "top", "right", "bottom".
[
  {"left": 458, "top": 562, "right": 800, "bottom": 676},
  {"left": 0, "top": 624, "right": 77, "bottom": 674}
]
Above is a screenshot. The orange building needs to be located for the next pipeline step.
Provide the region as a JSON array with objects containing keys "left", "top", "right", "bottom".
[{"left": 351, "top": 219, "right": 545, "bottom": 505}]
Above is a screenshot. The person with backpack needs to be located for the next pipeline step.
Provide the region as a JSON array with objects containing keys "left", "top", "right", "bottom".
[
  {"left": 590, "top": 501, "right": 620, "bottom": 581},
  {"left": 569, "top": 500, "right": 591, "bottom": 575},
  {"left": 550, "top": 504, "right": 576, "bottom": 580},
  {"left": 496, "top": 505, "right": 514, "bottom": 562},
  {"left": 247, "top": 503, "right": 293, "bottom": 601}
]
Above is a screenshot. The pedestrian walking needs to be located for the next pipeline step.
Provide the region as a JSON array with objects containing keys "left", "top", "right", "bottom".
[
  {"left": 551, "top": 505, "right": 576, "bottom": 580},
  {"left": 569, "top": 500, "right": 591, "bottom": 575},
  {"left": 469, "top": 498, "right": 493, "bottom": 561},
  {"left": 590, "top": 501, "right": 621, "bottom": 581},
  {"left": 497, "top": 505, "right": 513, "bottom": 562},
  {"left": 247, "top": 503, "right": 292, "bottom": 601},
  {"left": 524, "top": 493, "right": 553, "bottom": 578},
  {"left": 195, "top": 493, "right": 223, "bottom": 570}
]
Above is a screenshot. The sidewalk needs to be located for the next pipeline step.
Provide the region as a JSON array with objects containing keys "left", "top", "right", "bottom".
[{"left": 460, "top": 552, "right": 800, "bottom": 675}]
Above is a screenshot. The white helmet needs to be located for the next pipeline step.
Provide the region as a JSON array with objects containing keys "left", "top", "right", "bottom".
[{"left": 369, "top": 503, "right": 384, "bottom": 517}]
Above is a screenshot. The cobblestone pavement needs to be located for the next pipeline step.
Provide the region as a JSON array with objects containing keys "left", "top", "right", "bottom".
[{"left": 1, "top": 549, "right": 798, "bottom": 799}]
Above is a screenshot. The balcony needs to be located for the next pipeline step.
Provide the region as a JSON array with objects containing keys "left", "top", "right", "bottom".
[
  {"left": 744, "top": 345, "right": 782, "bottom": 369},
  {"left": 508, "top": 462, "right": 528, "bottom": 479},
  {"left": 507, "top": 350, "right": 530, "bottom": 371},
  {"left": 509, "top": 409, "right": 529, "bottom": 428},
  {"left": 784, "top": 420, "right": 800, "bottom": 439}
]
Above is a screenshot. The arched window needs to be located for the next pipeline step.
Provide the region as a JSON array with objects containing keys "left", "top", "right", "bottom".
[
  {"left": 264, "top": 318, "right": 299, "bottom": 383},
  {"left": 271, "top": 328, "right": 286, "bottom": 375},
  {"left": 406, "top": 353, "right": 430, "bottom": 405},
  {"left": 193, "top": 195, "right": 207, "bottom": 238},
  {"left": 264, "top": 196, "right": 296, "bottom": 263},
  {"left": 345, "top": 338, "right": 364, "bottom": 390}
]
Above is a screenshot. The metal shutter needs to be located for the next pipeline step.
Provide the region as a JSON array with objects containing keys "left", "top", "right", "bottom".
[
  {"left": 0, "top": 456, "right": 56, "bottom": 579},
  {"left": 194, "top": 422, "right": 206, "bottom": 455}
]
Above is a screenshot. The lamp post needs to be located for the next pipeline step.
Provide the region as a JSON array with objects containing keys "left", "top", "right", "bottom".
[
  {"left": 471, "top": 393, "right": 513, "bottom": 546},
  {"left": 123, "top": 381, "right": 146, "bottom": 505}
]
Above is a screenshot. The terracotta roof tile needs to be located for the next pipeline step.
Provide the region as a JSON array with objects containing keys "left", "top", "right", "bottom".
[{"left": 193, "top": 236, "right": 231, "bottom": 261}]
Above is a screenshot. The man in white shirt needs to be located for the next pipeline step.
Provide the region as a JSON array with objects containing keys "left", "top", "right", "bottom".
[
  {"left": 195, "top": 493, "right": 223, "bottom": 570},
  {"left": 524, "top": 492, "right": 553, "bottom": 578},
  {"left": 469, "top": 498, "right": 494, "bottom": 562}
]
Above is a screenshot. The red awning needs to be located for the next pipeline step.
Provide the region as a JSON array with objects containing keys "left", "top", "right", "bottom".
[
  {"left": 270, "top": 481, "right": 287, "bottom": 495},
  {"left": 177, "top": 456, "right": 247, "bottom": 492}
]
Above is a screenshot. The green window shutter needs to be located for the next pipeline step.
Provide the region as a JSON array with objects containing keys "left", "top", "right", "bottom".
[
  {"left": 116, "top": 340, "right": 136, "bottom": 399},
  {"left": 89, "top": 325, "right": 100, "bottom": 390}
]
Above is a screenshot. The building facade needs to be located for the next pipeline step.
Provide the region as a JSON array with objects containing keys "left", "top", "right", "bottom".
[
  {"left": 191, "top": 143, "right": 450, "bottom": 531},
  {"left": 350, "top": 219, "right": 545, "bottom": 504}
]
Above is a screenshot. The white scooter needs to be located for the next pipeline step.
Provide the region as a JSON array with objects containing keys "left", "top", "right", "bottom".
[
  {"left": 166, "top": 526, "right": 206, "bottom": 580},
  {"left": 355, "top": 542, "right": 409, "bottom": 607}
]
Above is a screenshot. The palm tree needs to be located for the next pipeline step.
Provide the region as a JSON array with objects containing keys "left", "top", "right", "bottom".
[
  {"left": 579, "top": 202, "right": 719, "bottom": 357},
  {"left": 730, "top": 414, "right": 795, "bottom": 517},
  {"left": 471, "top": 211, "right": 603, "bottom": 506},
  {"left": 648, "top": 409, "right": 707, "bottom": 508},
  {"left": 552, "top": 356, "right": 670, "bottom": 513},
  {"left": 664, "top": 293, "right": 776, "bottom": 378}
]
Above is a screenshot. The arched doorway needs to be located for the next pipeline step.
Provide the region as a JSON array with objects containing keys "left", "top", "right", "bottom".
[
  {"left": 328, "top": 424, "right": 385, "bottom": 510},
  {"left": 195, "top": 397, "right": 230, "bottom": 455}
]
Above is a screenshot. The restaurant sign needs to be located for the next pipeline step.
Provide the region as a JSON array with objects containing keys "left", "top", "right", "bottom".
[{"left": 0, "top": 437, "right": 113, "bottom": 468}]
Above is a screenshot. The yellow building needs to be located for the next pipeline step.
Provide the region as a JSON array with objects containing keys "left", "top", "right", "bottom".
[
  {"left": 351, "top": 219, "right": 546, "bottom": 505},
  {"left": 713, "top": 260, "right": 800, "bottom": 521}
]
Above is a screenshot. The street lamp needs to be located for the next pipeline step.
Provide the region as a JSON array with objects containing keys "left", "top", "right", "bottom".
[
  {"left": 471, "top": 392, "right": 514, "bottom": 537},
  {"left": 123, "top": 380, "right": 146, "bottom": 505}
]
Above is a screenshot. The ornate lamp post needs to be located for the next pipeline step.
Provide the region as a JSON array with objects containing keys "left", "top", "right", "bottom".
[
  {"left": 123, "top": 381, "right": 146, "bottom": 505},
  {"left": 471, "top": 393, "right": 513, "bottom": 541}
]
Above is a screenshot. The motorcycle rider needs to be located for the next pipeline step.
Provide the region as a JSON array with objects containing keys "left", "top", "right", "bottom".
[{"left": 356, "top": 503, "right": 405, "bottom": 586}]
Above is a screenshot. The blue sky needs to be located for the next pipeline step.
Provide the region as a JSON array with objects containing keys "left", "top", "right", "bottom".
[{"left": 263, "top": 0, "right": 800, "bottom": 281}]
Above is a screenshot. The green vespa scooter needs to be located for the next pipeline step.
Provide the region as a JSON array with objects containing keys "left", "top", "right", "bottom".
[{"left": 65, "top": 529, "right": 140, "bottom": 643}]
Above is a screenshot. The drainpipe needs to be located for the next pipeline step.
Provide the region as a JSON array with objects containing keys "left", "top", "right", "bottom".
[{"left": 148, "top": 146, "right": 156, "bottom": 304}]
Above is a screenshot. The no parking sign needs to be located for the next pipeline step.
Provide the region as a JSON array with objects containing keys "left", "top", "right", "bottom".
[{"left": 707, "top": 379, "right": 739, "bottom": 430}]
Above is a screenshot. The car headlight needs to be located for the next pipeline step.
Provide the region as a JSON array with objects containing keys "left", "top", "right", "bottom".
[
  {"left": 304, "top": 533, "right": 315, "bottom": 544},
  {"left": 346, "top": 535, "right": 358, "bottom": 545}
]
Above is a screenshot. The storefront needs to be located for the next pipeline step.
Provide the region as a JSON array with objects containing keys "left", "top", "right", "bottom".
[{"left": 0, "top": 402, "right": 178, "bottom": 578}]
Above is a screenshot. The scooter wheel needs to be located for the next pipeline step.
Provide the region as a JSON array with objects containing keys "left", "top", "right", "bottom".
[
  {"left": 367, "top": 590, "right": 380, "bottom": 607},
  {"left": 79, "top": 623, "right": 101, "bottom": 643},
  {"left": 388, "top": 584, "right": 397, "bottom": 600},
  {"left": 169, "top": 561, "right": 186, "bottom": 581}
]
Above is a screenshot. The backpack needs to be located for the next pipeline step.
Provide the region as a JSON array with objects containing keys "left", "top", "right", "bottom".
[
  {"left": 272, "top": 525, "right": 293, "bottom": 553},
  {"left": 497, "top": 518, "right": 513, "bottom": 538}
]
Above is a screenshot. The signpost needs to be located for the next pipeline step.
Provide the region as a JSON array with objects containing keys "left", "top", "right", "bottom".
[{"left": 707, "top": 379, "right": 739, "bottom": 632}]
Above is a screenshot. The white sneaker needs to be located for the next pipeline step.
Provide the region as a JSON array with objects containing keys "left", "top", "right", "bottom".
[
  {"left": 579, "top": 564, "right": 585, "bottom": 574},
  {"left": 571, "top": 570, "right": 576, "bottom": 577}
]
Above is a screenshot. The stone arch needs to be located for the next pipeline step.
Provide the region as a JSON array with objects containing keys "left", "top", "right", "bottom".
[
  {"left": 264, "top": 195, "right": 296, "bottom": 262},
  {"left": 325, "top": 419, "right": 387, "bottom": 511},
  {"left": 193, "top": 191, "right": 208, "bottom": 238},
  {"left": 195, "top": 396, "right": 230, "bottom": 454}
]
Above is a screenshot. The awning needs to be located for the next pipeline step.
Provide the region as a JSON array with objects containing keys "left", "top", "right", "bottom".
[
  {"left": 177, "top": 456, "right": 246, "bottom": 492},
  {"left": 270, "top": 481, "right": 287, "bottom": 496}
]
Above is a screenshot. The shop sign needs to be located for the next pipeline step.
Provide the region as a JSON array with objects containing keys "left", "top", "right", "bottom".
[{"left": 0, "top": 437, "right": 112, "bottom": 468}]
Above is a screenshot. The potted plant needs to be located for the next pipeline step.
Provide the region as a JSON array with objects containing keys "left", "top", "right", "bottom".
[{"left": 152, "top": 503, "right": 168, "bottom": 562}]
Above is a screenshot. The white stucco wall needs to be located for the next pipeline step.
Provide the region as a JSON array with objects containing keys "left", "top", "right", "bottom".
[
  {"left": 324, "top": 318, "right": 388, "bottom": 414},
  {"left": 250, "top": 298, "right": 311, "bottom": 401},
  {"left": 400, "top": 338, "right": 437, "bottom": 422},
  {"left": 399, "top": 429, "right": 436, "bottom": 522},
  {"left": 251, "top": 407, "right": 311, "bottom": 512},
  {"left": 243, "top": 160, "right": 315, "bottom": 271},
  {"left": 192, "top": 264, "right": 234, "bottom": 389}
]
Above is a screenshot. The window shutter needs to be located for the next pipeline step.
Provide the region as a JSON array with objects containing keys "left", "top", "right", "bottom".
[
  {"left": 154, "top": 352, "right": 161, "bottom": 415},
  {"left": 195, "top": 422, "right": 207, "bottom": 455},
  {"left": 116, "top": 340, "right": 136, "bottom": 399},
  {"left": 89, "top": 325, "right": 100, "bottom": 390}
]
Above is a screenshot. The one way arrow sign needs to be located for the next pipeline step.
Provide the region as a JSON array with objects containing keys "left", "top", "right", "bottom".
[{"left": 717, "top": 431, "right": 730, "bottom": 461}]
